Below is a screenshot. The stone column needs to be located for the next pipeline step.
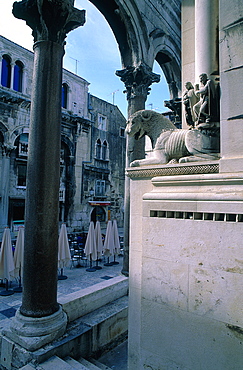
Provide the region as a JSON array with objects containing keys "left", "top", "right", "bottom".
[
  {"left": 195, "top": 0, "right": 219, "bottom": 81},
  {"left": 116, "top": 63, "right": 160, "bottom": 276},
  {"left": 4, "top": 0, "right": 85, "bottom": 351},
  {"left": 0, "top": 145, "right": 14, "bottom": 232}
]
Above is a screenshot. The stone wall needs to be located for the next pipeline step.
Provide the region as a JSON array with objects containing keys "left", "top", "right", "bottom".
[
  {"left": 128, "top": 165, "right": 243, "bottom": 369},
  {"left": 127, "top": 1, "right": 243, "bottom": 368}
]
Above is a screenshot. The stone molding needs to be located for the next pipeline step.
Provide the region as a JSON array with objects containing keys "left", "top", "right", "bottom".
[
  {"left": 3, "top": 306, "right": 67, "bottom": 351},
  {"left": 126, "top": 161, "right": 219, "bottom": 179}
]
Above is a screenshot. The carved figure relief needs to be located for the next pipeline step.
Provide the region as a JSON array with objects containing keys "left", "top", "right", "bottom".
[
  {"left": 193, "top": 73, "right": 219, "bottom": 126},
  {"left": 126, "top": 110, "right": 220, "bottom": 166},
  {"left": 183, "top": 82, "right": 199, "bottom": 128}
]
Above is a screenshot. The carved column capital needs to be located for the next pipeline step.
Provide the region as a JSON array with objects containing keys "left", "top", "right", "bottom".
[
  {"left": 2, "top": 143, "right": 16, "bottom": 157},
  {"left": 116, "top": 63, "right": 160, "bottom": 100},
  {"left": 12, "top": 0, "right": 85, "bottom": 44}
]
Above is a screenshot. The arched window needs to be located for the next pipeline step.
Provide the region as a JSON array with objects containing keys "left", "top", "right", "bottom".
[
  {"left": 62, "top": 83, "right": 68, "bottom": 109},
  {"left": 13, "top": 60, "right": 24, "bottom": 92},
  {"left": 102, "top": 140, "right": 108, "bottom": 160},
  {"left": 1, "top": 55, "right": 11, "bottom": 88},
  {"left": 95, "top": 139, "right": 102, "bottom": 159}
]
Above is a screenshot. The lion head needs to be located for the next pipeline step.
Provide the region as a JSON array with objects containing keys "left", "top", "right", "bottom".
[
  {"left": 125, "top": 110, "right": 154, "bottom": 140},
  {"left": 126, "top": 110, "right": 176, "bottom": 145}
]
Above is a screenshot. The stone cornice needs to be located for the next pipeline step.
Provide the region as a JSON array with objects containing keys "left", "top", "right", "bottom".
[{"left": 126, "top": 161, "right": 220, "bottom": 179}]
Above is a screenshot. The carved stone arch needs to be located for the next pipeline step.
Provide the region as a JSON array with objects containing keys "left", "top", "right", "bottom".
[
  {"left": 9, "top": 126, "right": 29, "bottom": 147},
  {"left": 88, "top": 0, "right": 148, "bottom": 66},
  {"left": 0, "top": 121, "right": 8, "bottom": 134},
  {"left": 155, "top": 50, "right": 181, "bottom": 99},
  {"left": 150, "top": 25, "right": 181, "bottom": 99},
  {"left": 61, "top": 134, "right": 74, "bottom": 157}
]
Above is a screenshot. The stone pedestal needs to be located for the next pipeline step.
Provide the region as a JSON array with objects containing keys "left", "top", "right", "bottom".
[
  {"left": 3, "top": 306, "right": 67, "bottom": 352},
  {"left": 127, "top": 163, "right": 243, "bottom": 370}
]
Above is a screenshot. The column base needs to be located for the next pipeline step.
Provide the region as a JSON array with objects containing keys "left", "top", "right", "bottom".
[{"left": 2, "top": 306, "right": 67, "bottom": 351}]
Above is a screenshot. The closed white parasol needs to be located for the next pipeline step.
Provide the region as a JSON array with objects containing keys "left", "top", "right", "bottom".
[{"left": 0, "top": 227, "right": 15, "bottom": 295}]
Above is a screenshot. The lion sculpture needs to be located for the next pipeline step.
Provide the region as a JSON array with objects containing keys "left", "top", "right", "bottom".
[{"left": 125, "top": 110, "right": 220, "bottom": 166}]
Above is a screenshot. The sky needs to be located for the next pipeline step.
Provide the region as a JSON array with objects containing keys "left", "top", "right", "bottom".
[{"left": 0, "top": 0, "right": 170, "bottom": 118}]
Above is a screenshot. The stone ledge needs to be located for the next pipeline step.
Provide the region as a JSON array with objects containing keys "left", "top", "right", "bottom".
[
  {"left": 126, "top": 161, "right": 219, "bottom": 179},
  {"left": 59, "top": 275, "right": 128, "bottom": 322}
]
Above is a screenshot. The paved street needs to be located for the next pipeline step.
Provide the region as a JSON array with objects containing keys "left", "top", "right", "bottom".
[{"left": 0, "top": 254, "right": 124, "bottom": 327}]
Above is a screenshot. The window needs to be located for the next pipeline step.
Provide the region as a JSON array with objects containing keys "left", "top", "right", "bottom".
[
  {"left": 95, "top": 139, "right": 102, "bottom": 159},
  {"left": 17, "top": 164, "right": 27, "bottom": 187},
  {"left": 102, "top": 140, "right": 108, "bottom": 160},
  {"left": 13, "top": 60, "right": 23, "bottom": 92},
  {"left": 1, "top": 55, "right": 11, "bottom": 88},
  {"left": 62, "top": 83, "right": 68, "bottom": 109},
  {"left": 120, "top": 127, "right": 125, "bottom": 137},
  {"left": 98, "top": 114, "right": 107, "bottom": 131},
  {"left": 95, "top": 180, "right": 105, "bottom": 196},
  {"left": 18, "top": 133, "right": 28, "bottom": 157}
]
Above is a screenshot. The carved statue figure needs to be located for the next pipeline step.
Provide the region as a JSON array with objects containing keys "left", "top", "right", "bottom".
[
  {"left": 183, "top": 82, "right": 199, "bottom": 128},
  {"left": 193, "top": 73, "right": 219, "bottom": 126},
  {"left": 125, "top": 110, "right": 220, "bottom": 166}
]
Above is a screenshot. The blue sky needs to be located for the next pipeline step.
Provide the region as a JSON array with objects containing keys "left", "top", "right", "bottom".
[{"left": 0, "top": 1, "right": 169, "bottom": 117}]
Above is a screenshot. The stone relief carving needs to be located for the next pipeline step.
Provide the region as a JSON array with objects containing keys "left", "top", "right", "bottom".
[
  {"left": 183, "top": 82, "right": 199, "bottom": 128},
  {"left": 193, "top": 73, "right": 219, "bottom": 127},
  {"left": 125, "top": 110, "right": 220, "bottom": 166}
]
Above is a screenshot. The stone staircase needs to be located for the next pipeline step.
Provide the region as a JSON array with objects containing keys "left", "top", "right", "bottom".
[
  {"left": 19, "top": 355, "right": 112, "bottom": 369},
  {"left": 1, "top": 276, "right": 128, "bottom": 369}
]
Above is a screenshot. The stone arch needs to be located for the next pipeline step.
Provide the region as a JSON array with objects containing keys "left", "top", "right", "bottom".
[
  {"left": 89, "top": 0, "right": 146, "bottom": 66},
  {"left": 88, "top": 0, "right": 181, "bottom": 96},
  {"left": 61, "top": 133, "right": 75, "bottom": 157}
]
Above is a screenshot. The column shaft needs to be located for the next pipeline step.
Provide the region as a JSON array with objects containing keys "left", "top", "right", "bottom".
[
  {"left": 195, "top": 0, "right": 219, "bottom": 80},
  {"left": 20, "top": 41, "right": 63, "bottom": 317}
]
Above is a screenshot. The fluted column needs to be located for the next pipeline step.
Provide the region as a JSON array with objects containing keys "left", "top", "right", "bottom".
[
  {"left": 116, "top": 63, "right": 160, "bottom": 276},
  {"left": 4, "top": 0, "right": 85, "bottom": 351}
]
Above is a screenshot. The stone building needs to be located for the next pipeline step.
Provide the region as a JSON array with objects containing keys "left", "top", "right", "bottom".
[
  {"left": 0, "top": 1, "right": 242, "bottom": 369},
  {"left": 0, "top": 35, "right": 126, "bottom": 238}
]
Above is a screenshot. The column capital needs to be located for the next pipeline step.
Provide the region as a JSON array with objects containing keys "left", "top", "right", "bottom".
[
  {"left": 12, "top": 0, "right": 85, "bottom": 45},
  {"left": 2, "top": 143, "right": 16, "bottom": 157},
  {"left": 116, "top": 62, "right": 160, "bottom": 100}
]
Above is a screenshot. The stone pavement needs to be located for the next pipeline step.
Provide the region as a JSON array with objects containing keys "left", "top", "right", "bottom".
[{"left": 0, "top": 255, "right": 125, "bottom": 328}]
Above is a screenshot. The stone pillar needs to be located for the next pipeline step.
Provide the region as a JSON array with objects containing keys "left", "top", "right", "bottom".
[
  {"left": 219, "top": 0, "right": 243, "bottom": 173},
  {"left": 116, "top": 63, "right": 160, "bottom": 276},
  {"left": 0, "top": 145, "right": 14, "bottom": 232},
  {"left": 195, "top": 0, "right": 219, "bottom": 81},
  {"left": 4, "top": 0, "right": 85, "bottom": 351}
]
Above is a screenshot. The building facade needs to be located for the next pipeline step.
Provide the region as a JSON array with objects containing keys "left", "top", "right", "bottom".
[{"left": 0, "top": 35, "right": 126, "bottom": 239}]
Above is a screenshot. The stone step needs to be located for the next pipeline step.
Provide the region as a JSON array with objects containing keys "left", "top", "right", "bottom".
[
  {"left": 59, "top": 275, "right": 128, "bottom": 322},
  {"left": 38, "top": 355, "right": 75, "bottom": 369},
  {"left": 89, "top": 358, "right": 113, "bottom": 370},
  {"left": 77, "top": 357, "right": 103, "bottom": 370},
  {"left": 8, "top": 278, "right": 128, "bottom": 369},
  {"left": 65, "top": 356, "right": 90, "bottom": 369},
  {"left": 18, "top": 365, "right": 35, "bottom": 370}
]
